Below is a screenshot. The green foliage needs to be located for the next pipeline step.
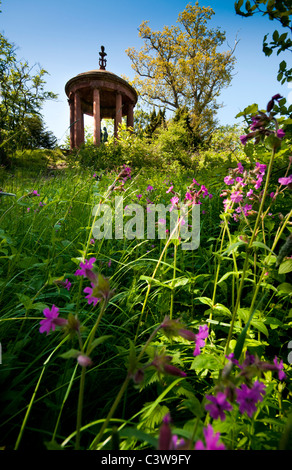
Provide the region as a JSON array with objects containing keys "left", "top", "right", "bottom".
[
  {"left": 235, "top": 0, "right": 292, "bottom": 83},
  {"left": 0, "top": 29, "right": 57, "bottom": 164},
  {"left": 0, "top": 125, "right": 291, "bottom": 450},
  {"left": 126, "top": 2, "right": 237, "bottom": 140}
]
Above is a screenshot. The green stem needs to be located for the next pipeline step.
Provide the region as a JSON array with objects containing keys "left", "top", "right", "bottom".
[
  {"left": 85, "top": 299, "right": 108, "bottom": 354},
  {"left": 225, "top": 145, "right": 276, "bottom": 355},
  {"left": 209, "top": 221, "right": 228, "bottom": 320},
  {"left": 90, "top": 324, "right": 161, "bottom": 450},
  {"left": 89, "top": 374, "right": 131, "bottom": 450},
  {"left": 14, "top": 337, "right": 68, "bottom": 450},
  {"left": 134, "top": 222, "right": 180, "bottom": 342},
  {"left": 75, "top": 365, "right": 86, "bottom": 450},
  {"left": 170, "top": 242, "right": 178, "bottom": 320}
]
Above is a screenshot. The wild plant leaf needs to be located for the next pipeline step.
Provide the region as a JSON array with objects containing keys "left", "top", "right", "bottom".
[
  {"left": 277, "top": 282, "right": 292, "bottom": 295},
  {"left": 182, "top": 396, "right": 204, "bottom": 417},
  {"left": 138, "top": 403, "right": 170, "bottom": 430},
  {"left": 87, "top": 335, "right": 113, "bottom": 354},
  {"left": 139, "top": 275, "right": 172, "bottom": 289},
  {"left": 118, "top": 427, "right": 158, "bottom": 447},
  {"left": 218, "top": 271, "right": 241, "bottom": 283},
  {"left": 59, "top": 349, "right": 80, "bottom": 359},
  {"left": 251, "top": 320, "right": 269, "bottom": 337},
  {"left": 191, "top": 354, "right": 221, "bottom": 372},
  {"left": 233, "top": 293, "right": 268, "bottom": 360},
  {"left": 222, "top": 241, "right": 246, "bottom": 256},
  {"left": 196, "top": 296, "right": 214, "bottom": 307},
  {"left": 279, "top": 259, "right": 292, "bottom": 274},
  {"left": 213, "top": 303, "right": 232, "bottom": 316},
  {"left": 252, "top": 241, "right": 274, "bottom": 253}
]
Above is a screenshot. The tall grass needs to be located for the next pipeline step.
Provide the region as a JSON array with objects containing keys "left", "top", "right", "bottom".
[{"left": 0, "top": 118, "right": 291, "bottom": 451}]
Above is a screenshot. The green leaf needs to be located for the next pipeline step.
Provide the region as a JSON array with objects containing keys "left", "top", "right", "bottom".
[
  {"left": 190, "top": 354, "right": 221, "bottom": 372},
  {"left": 87, "top": 335, "right": 113, "bottom": 354},
  {"left": 119, "top": 427, "right": 158, "bottom": 448},
  {"left": 141, "top": 378, "right": 184, "bottom": 421},
  {"left": 277, "top": 282, "right": 292, "bottom": 295},
  {"left": 196, "top": 296, "right": 214, "bottom": 307},
  {"left": 59, "top": 349, "right": 80, "bottom": 359},
  {"left": 233, "top": 292, "right": 268, "bottom": 360},
  {"left": 139, "top": 275, "right": 171, "bottom": 289},
  {"left": 279, "top": 259, "right": 292, "bottom": 274},
  {"left": 213, "top": 303, "right": 232, "bottom": 317},
  {"left": 252, "top": 241, "right": 274, "bottom": 253},
  {"left": 265, "top": 317, "right": 283, "bottom": 329},
  {"left": 218, "top": 271, "right": 240, "bottom": 284},
  {"left": 16, "top": 293, "right": 33, "bottom": 310},
  {"left": 251, "top": 320, "right": 269, "bottom": 337},
  {"left": 182, "top": 396, "right": 204, "bottom": 418},
  {"left": 222, "top": 241, "right": 246, "bottom": 255}
]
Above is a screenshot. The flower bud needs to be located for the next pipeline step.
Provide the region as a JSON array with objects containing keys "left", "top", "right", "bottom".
[{"left": 77, "top": 354, "right": 93, "bottom": 368}]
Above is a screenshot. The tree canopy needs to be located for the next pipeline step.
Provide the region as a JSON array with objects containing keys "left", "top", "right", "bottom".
[
  {"left": 235, "top": 0, "right": 292, "bottom": 83},
  {"left": 0, "top": 13, "right": 57, "bottom": 163},
  {"left": 126, "top": 2, "right": 237, "bottom": 141}
]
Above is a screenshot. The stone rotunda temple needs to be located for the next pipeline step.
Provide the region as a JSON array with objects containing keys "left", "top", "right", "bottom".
[{"left": 65, "top": 46, "right": 138, "bottom": 148}]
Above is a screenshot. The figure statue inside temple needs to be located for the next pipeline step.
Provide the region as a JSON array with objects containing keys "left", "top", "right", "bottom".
[{"left": 102, "top": 126, "right": 108, "bottom": 142}]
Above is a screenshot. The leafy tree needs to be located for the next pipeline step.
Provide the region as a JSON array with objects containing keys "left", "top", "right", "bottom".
[
  {"left": 234, "top": 0, "right": 292, "bottom": 83},
  {"left": 144, "top": 108, "right": 166, "bottom": 138},
  {"left": 0, "top": 12, "right": 57, "bottom": 163},
  {"left": 126, "top": 2, "right": 237, "bottom": 141},
  {"left": 20, "top": 115, "right": 57, "bottom": 150}
]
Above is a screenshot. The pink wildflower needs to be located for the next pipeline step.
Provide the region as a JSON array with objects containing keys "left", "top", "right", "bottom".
[
  {"left": 237, "top": 162, "right": 244, "bottom": 174},
  {"left": 236, "top": 177, "right": 245, "bottom": 186},
  {"left": 39, "top": 305, "right": 67, "bottom": 335},
  {"left": 169, "top": 196, "right": 179, "bottom": 212},
  {"left": 254, "top": 175, "right": 263, "bottom": 189},
  {"left": 240, "top": 135, "right": 248, "bottom": 146},
  {"left": 255, "top": 162, "right": 266, "bottom": 174},
  {"left": 75, "top": 257, "right": 96, "bottom": 277},
  {"left": 236, "top": 380, "right": 266, "bottom": 417},
  {"left": 83, "top": 283, "right": 100, "bottom": 306},
  {"left": 273, "top": 356, "right": 286, "bottom": 380},
  {"left": 64, "top": 279, "right": 71, "bottom": 291},
  {"left": 230, "top": 191, "right": 243, "bottom": 203},
  {"left": 158, "top": 218, "right": 166, "bottom": 225},
  {"left": 195, "top": 424, "right": 225, "bottom": 450},
  {"left": 278, "top": 175, "right": 292, "bottom": 185},
  {"left": 224, "top": 175, "right": 234, "bottom": 185},
  {"left": 205, "top": 392, "right": 233, "bottom": 421},
  {"left": 193, "top": 325, "right": 209, "bottom": 356}
]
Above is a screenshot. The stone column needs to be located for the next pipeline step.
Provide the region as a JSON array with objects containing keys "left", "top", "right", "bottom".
[
  {"left": 114, "top": 92, "right": 122, "bottom": 138},
  {"left": 127, "top": 102, "right": 134, "bottom": 131},
  {"left": 93, "top": 88, "right": 101, "bottom": 146},
  {"left": 74, "top": 91, "right": 84, "bottom": 147},
  {"left": 69, "top": 92, "right": 75, "bottom": 149}
]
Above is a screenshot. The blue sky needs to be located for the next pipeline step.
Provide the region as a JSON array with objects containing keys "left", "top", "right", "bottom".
[{"left": 1, "top": 0, "right": 291, "bottom": 144}]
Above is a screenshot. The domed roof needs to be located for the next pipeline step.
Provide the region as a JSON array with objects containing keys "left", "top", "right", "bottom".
[{"left": 65, "top": 68, "right": 137, "bottom": 103}]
